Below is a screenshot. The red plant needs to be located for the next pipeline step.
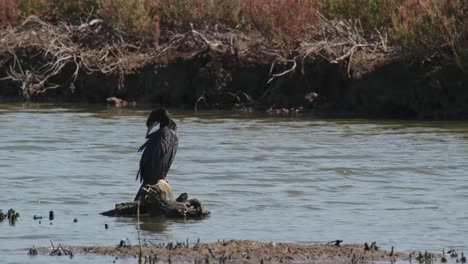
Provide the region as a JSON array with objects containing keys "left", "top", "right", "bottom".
[
  {"left": 243, "top": 0, "right": 320, "bottom": 43},
  {"left": 0, "top": 0, "right": 21, "bottom": 26}
]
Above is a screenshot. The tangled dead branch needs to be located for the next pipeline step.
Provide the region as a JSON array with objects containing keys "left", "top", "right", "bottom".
[
  {"left": 0, "top": 14, "right": 393, "bottom": 101},
  {"left": 1, "top": 17, "right": 82, "bottom": 99},
  {"left": 267, "top": 57, "right": 298, "bottom": 84},
  {"left": 260, "top": 13, "right": 393, "bottom": 88},
  {"left": 297, "top": 12, "right": 392, "bottom": 77},
  {"left": 0, "top": 16, "right": 160, "bottom": 100}
]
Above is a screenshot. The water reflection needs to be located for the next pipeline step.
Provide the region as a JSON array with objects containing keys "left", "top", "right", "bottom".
[{"left": 139, "top": 216, "right": 171, "bottom": 233}]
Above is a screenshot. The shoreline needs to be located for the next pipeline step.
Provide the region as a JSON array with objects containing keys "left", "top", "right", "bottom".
[
  {"left": 1, "top": 16, "right": 467, "bottom": 120},
  {"left": 37, "top": 240, "right": 431, "bottom": 263}
]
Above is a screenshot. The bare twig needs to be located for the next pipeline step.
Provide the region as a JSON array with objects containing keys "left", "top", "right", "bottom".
[
  {"left": 137, "top": 201, "right": 143, "bottom": 263},
  {"left": 194, "top": 91, "right": 207, "bottom": 110},
  {"left": 227, "top": 92, "right": 241, "bottom": 103},
  {"left": 375, "top": 28, "right": 388, "bottom": 52},
  {"left": 267, "top": 57, "right": 298, "bottom": 84},
  {"left": 191, "top": 30, "right": 211, "bottom": 48}
]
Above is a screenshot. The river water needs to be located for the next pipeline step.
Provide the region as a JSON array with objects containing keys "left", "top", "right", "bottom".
[{"left": 0, "top": 103, "right": 467, "bottom": 264}]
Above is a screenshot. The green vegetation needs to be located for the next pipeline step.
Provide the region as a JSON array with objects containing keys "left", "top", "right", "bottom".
[
  {"left": 322, "top": 0, "right": 467, "bottom": 68},
  {"left": 1, "top": 0, "right": 467, "bottom": 68}
]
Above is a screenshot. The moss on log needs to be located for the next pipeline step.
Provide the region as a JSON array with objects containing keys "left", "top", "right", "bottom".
[{"left": 101, "top": 180, "right": 210, "bottom": 219}]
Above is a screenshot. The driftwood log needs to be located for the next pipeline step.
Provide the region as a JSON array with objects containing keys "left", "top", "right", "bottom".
[{"left": 101, "top": 180, "right": 210, "bottom": 218}]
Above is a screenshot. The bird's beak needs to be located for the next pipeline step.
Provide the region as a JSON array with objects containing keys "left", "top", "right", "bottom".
[{"left": 146, "top": 122, "right": 159, "bottom": 138}]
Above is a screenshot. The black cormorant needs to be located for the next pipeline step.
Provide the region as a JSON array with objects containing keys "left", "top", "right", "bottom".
[{"left": 134, "top": 108, "right": 178, "bottom": 201}]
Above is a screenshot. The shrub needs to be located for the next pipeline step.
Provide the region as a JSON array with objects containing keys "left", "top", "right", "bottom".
[
  {"left": 389, "top": 0, "right": 467, "bottom": 67},
  {"left": 321, "top": 0, "right": 390, "bottom": 30},
  {"left": 243, "top": 0, "right": 320, "bottom": 43},
  {"left": 1, "top": 0, "right": 467, "bottom": 66},
  {"left": 0, "top": 0, "right": 22, "bottom": 26}
]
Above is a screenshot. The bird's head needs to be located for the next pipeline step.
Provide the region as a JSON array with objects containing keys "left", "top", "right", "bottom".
[{"left": 145, "top": 108, "right": 170, "bottom": 138}]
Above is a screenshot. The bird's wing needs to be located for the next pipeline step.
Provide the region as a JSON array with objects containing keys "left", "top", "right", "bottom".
[
  {"left": 137, "top": 140, "right": 147, "bottom": 153},
  {"left": 158, "top": 128, "right": 178, "bottom": 178},
  {"left": 136, "top": 131, "right": 161, "bottom": 183},
  {"left": 137, "top": 127, "right": 178, "bottom": 184},
  {"left": 135, "top": 139, "right": 149, "bottom": 180}
]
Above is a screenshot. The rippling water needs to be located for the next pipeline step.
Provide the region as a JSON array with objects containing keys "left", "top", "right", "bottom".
[{"left": 1, "top": 103, "right": 468, "bottom": 264}]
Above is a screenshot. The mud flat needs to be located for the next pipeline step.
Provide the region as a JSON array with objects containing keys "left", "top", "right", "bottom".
[{"left": 70, "top": 240, "right": 426, "bottom": 264}]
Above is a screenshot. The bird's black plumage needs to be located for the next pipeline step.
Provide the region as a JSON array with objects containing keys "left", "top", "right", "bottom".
[{"left": 134, "top": 108, "right": 178, "bottom": 201}]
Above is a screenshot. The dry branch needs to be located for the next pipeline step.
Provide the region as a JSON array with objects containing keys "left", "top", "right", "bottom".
[
  {"left": 295, "top": 12, "right": 392, "bottom": 76},
  {"left": 0, "top": 14, "right": 393, "bottom": 101},
  {"left": 0, "top": 16, "right": 153, "bottom": 100},
  {"left": 267, "top": 57, "right": 298, "bottom": 84}
]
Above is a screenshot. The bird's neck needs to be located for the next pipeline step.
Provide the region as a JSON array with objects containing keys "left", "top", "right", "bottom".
[
  {"left": 168, "top": 119, "right": 176, "bottom": 128},
  {"left": 160, "top": 117, "right": 170, "bottom": 128},
  {"left": 162, "top": 119, "right": 177, "bottom": 132}
]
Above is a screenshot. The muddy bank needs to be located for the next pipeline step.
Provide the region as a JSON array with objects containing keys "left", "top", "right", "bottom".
[
  {"left": 1, "top": 16, "right": 467, "bottom": 119},
  {"left": 69, "top": 240, "right": 417, "bottom": 263}
]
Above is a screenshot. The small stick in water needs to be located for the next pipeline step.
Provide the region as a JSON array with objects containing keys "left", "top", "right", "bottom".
[{"left": 137, "top": 201, "right": 143, "bottom": 264}]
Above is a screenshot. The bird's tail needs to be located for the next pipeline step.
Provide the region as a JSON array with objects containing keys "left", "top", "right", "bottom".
[
  {"left": 135, "top": 168, "right": 141, "bottom": 181},
  {"left": 133, "top": 184, "right": 147, "bottom": 201}
]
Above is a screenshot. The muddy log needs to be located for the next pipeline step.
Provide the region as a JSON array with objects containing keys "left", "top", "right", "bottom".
[{"left": 101, "top": 180, "right": 209, "bottom": 218}]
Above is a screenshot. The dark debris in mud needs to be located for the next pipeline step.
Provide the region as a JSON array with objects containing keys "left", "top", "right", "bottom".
[
  {"left": 49, "top": 241, "right": 74, "bottom": 258},
  {"left": 28, "top": 241, "right": 74, "bottom": 259},
  {"left": 0, "top": 208, "right": 20, "bottom": 225}
]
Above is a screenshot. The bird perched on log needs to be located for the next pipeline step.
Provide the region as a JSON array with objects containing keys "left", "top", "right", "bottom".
[{"left": 134, "top": 108, "right": 178, "bottom": 201}]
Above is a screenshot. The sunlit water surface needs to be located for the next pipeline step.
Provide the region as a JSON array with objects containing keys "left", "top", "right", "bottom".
[{"left": 1, "top": 103, "right": 468, "bottom": 264}]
